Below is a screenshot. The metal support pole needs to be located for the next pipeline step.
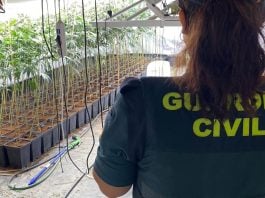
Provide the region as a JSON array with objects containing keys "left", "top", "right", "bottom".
[
  {"left": 148, "top": 15, "right": 158, "bottom": 20},
  {"left": 127, "top": 7, "right": 149, "bottom": 21},
  {"left": 145, "top": 0, "right": 165, "bottom": 19},
  {"left": 107, "top": 0, "right": 144, "bottom": 20},
  {"left": 91, "top": 19, "right": 181, "bottom": 28}
]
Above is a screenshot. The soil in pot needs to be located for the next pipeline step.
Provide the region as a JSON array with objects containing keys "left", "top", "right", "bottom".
[{"left": 0, "top": 128, "right": 14, "bottom": 137}]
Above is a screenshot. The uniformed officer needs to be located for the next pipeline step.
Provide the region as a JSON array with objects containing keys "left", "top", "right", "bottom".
[{"left": 93, "top": 0, "right": 265, "bottom": 197}]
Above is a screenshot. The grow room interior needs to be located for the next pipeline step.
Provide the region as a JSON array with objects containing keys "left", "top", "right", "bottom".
[{"left": 0, "top": 0, "right": 183, "bottom": 197}]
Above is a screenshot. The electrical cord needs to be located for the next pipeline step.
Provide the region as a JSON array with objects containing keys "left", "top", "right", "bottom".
[
  {"left": 79, "top": 108, "right": 109, "bottom": 139},
  {"left": 7, "top": 146, "right": 67, "bottom": 190},
  {"left": 104, "top": 4, "right": 114, "bottom": 96},
  {"left": 56, "top": 35, "right": 86, "bottom": 175},
  {"left": 42, "top": 0, "right": 64, "bottom": 173},
  {"left": 7, "top": 0, "right": 101, "bottom": 192},
  {"left": 8, "top": 156, "right": 60, "bottom": 190},
  {"left": 14, "top": 0, "right": 107, "bottom": 195},
  {"left": 7, "top": 106, "right": 105, "bottom": 191},
  {"left": 81, "top": 0, "right": 96, "bottom": 175},
  {"left": 63, "top": 99, "right": 110, "bottom": 198},
  {"left": 64, "top": 173, "right": 86, "bottom": 198},
  {"left": 41, "top": 0, "right": 55, "bottom": 60},
  {"left": 94, "top": 0, "right": 104, "bottom": 129},
  {"left": 64, "top": 164, "right": 94, "bottom": 198},
  {"left": 8, "top": 134, "right": 81, "bottom": 191},
  {"left": 7, "top": 108, "right": 107, "bottom": 191},
  {"left": 56, "top": 0, "right": 91, "bottom": 174}
]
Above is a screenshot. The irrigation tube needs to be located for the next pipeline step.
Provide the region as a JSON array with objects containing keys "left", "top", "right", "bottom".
[{"left": 8, "top": 136, "right": 81, "bottom": 191}]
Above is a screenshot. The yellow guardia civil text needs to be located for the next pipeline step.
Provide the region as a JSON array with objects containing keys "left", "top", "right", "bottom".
[{"left": 162, "top": 92, "right": 265, "bottom": 137}]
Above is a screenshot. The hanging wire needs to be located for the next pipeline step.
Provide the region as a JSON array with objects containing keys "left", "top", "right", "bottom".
[
  {"left": 41, "top": 0, "right": 64, "bottom": 173},
  {"left": 41, "top": 0, "right": 54, "bottom": 60},
  {"left": 65, "top": 0, "right": 111, "bottom": 194},
  {"left": 81, "top": 0, "right": 96, "bottom": 174},
  {"left": 64, "top": 173, "right": 86, "bottom": 198},
  {"left": 55, "top": 0, "right": 87, "bottom": 175},
  {"left": 64, "top": 109, "right": 108, "bottom": 197},
  {"left": 104, "top": 13, "right": 109, "bottom": 89},
  {"left": 46, "top": 0, "right": 64, "bottom": 173},
  {"left": 95, "top": 0, "right": 104, "bottom": 129}
]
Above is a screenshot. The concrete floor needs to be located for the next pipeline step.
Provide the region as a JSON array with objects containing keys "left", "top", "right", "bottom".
[{"left": 0, "top": 112, "right": 132, "bottom": 198}]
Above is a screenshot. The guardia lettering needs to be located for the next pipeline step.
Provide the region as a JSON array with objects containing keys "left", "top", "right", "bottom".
[{"left": 162, "top": 92, "right": 265, "bottom": 111}]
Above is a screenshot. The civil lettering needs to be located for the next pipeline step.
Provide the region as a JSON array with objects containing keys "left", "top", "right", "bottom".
[
  {"left": 252, "top": 118, "right": 265, "bottom": 136},
  {"left": 192, "top": 117, "right": 265, "bottom": 137},
  {"left": 193, "top": 118, "right": 212, "bottom": 137},
  {"left": 223, "top": 119, "right": 241, "bottom": 137}
]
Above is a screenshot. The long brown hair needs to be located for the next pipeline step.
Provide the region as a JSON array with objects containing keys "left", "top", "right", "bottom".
[{"left": 177, "top": 0, "right": 265, "bottom": 119}]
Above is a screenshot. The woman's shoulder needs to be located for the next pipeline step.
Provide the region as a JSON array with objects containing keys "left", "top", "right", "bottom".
[
  {"left": 120, "top": 76, "right": 183, "bottom": 95},
  {"left": 120, "top": 76, "right": 186, "bottom": 93},
  {"left": 119, "top": 77, "right": 142, "bottom": 95}
]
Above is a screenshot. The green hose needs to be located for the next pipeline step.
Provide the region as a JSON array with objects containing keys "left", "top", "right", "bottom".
[{"left": 8, "top": 136, "right": 81, "bottom": 191}]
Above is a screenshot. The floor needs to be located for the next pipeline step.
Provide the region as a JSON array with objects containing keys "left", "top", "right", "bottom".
[{"left": 0, "top": 112, "right": 132, "bottom": 198}]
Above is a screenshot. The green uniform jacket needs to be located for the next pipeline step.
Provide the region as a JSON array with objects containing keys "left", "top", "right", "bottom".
[{"left": 94, "top": 77, "right": 265, "bottom": 198}]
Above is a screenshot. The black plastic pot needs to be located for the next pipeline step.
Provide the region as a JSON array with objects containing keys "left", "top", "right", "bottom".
[
  {"left": 69, "top": 113, "right": 77, "bottom": 132},
  {"left": 52, "top": 125, "right": 60, "bottom": 146},
  {"left": 100, "top": 94, "right": 109, "bottom": 111},
  {"left": 0, "top": 145, "right": 8, "bottom": 167},
  {"left": 30, "top": 134, "right": 42, "bottom": 162},
  {"left": 41, "top": 128, "right": 53, "bottom": 153},
  {"left": 77, "top": 107, "right": 86, "bottom": 128},
  {"left": 84, "top": 104, "right": 93, "bottom": 124},
  {"left": 60, "top": 119, "right": 71, "bottom": 140},
  {"left": 5, "top": 139, "right": 31, "bottom": 169},
  {"left": 109, "top": 89, "right": 117, "bottom": 107},
  {"left": 116, "top": 86, "right": 120, "bottom": 94},
  {"left": 0, "top": 136, "right": 12, "bottom": 167},
  {"left": 92, "top": 99, "right": 99, "bottom": 119}
]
